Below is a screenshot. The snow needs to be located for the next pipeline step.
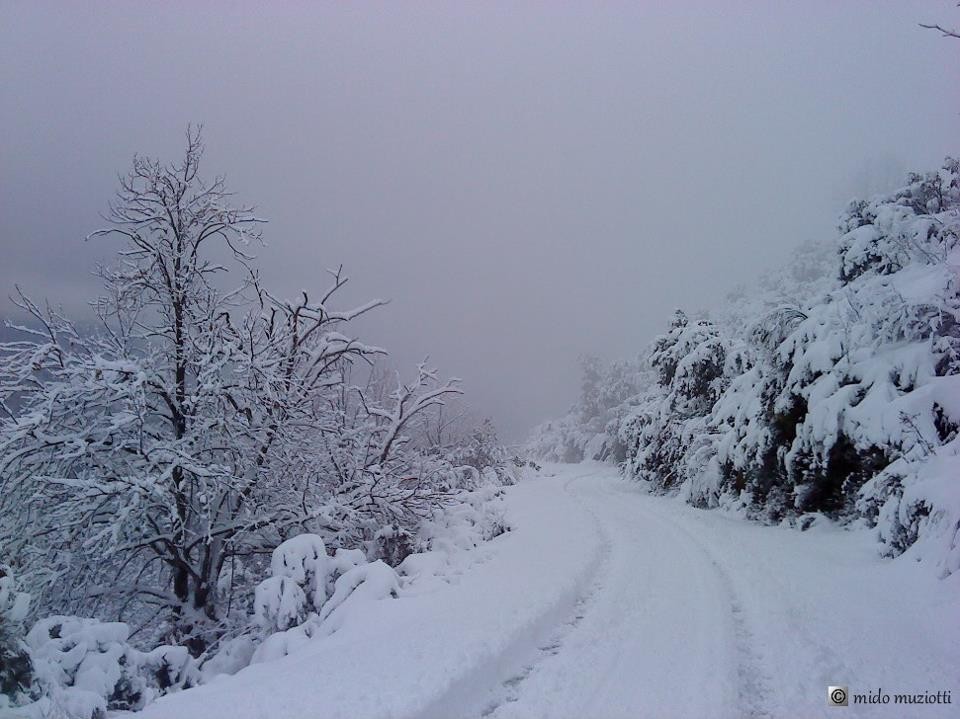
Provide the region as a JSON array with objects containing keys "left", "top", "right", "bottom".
[
  {"left": 0, "top": 575, "right": 30, "bottom": 624},
  {"left": 134, "top": 465, "right": 602, "bottom": 719},
  {"left": 253, "top": 576, "right": 308, "bottom": 633},
  {"left": 269, "top": 534, "right": 330, "bottom": 605},
  {"left": 9, "top": 615, "right": 192, "bottom": 718},
  {"left": 129, "top": 464, "right": 959, "bottom": 719},
  {"left": 245, "top": 537, "right": 403, "bottom": 666}
]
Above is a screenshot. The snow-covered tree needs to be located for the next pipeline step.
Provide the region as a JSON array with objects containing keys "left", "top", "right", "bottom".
[
  {"left": 622, "top": 311, "right": 727, "bottom": 491},
  {"left": 0, "top": 129, "right": 464, "bottom": 654},
  {"left": 306, "top": 360, "right": 464, "bottom": 560}
]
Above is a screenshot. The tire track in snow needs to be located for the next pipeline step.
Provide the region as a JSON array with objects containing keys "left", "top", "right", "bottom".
[
  {"left": 709, "top": 554, "right": 773, "bottom": 719},
  {"left": 477, "top": 472, "right": 613, "bottom": 718},
  {"left": 647, "top": 503, "right": 866, "bottom": 718},
  {"left": 482, "top": 471, "right": 761, "bottom": 719},
  {"left": 479, "top": 567, "right": 609, "bottom": 717},
  {"left": 641, "top": 505, "right": 774, "bottom": 719}
]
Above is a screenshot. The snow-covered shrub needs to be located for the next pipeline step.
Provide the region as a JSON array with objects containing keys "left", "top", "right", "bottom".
[
  {"left": 349, "top": 413, "right": 517, "bottom": 563},
  {"left": 414, "top": 485, "right": 509, "bottom": 555},
  {"left": 722, "top": 162, "right": 957, "bottom": 548},
  {"left": 201, "top": 535, "right": 399, "bottom": 671},
  {"left": 10, "top": 615, "right": 192, "bottom": 719},
  {"left": 698, "top": 161, "right": 959, "bottom": 571},
  {"left": 206, "top": 503, "right": 509, "bottom": 678},
  {"left": 0, "top": 568, "right": 33, "bottom": 709},
  {"left": 253, "top": 534, "right": 330, "bottom": 633},
  {"left": 447, "top": 418, "right": 520, "bottom": 487}
]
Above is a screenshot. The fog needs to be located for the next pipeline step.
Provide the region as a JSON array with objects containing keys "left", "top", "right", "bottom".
[{"left": 1, "top": 1, "right": 956, "bottom": 440}]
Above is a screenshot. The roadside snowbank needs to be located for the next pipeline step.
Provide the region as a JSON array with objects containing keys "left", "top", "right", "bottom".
[{"left": 132, "top": 469, "right": 605, "bottom": 719}]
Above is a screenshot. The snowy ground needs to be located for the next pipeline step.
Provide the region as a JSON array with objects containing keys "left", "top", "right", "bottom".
[{"left": 135, "top": 464, "right": 959, "bottom": 719}]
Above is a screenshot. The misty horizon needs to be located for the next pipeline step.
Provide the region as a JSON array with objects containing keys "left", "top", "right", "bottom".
[{"left": 2, "top": 1, "right": 957, "bottom": 440}]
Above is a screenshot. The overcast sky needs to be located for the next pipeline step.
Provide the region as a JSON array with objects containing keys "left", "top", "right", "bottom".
[{"left": 1, "top": 1, "right": 957, "bottom": 439}]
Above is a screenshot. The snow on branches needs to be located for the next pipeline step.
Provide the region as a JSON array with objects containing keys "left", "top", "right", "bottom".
[{"left": 0, "top": 129, "right": 510, "bottom": 666}]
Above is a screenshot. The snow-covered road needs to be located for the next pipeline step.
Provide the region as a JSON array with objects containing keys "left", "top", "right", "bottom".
[
  {"left": 481, "top": 466, "right": 958, "bottom": 719},
  {"left": 483, "top": 469, "right": 756, "bottom": 719},
  {"left": 138, "top": 464, "right": 959, "bottom": 719}
]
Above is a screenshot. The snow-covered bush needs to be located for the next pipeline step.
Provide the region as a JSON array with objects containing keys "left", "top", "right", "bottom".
[
  {"left": 414, "top": 485, "right": 509, "bottom": 555},
  {"left": 0, "top": 568, "right": 33, "bottom": 709},
  {"left": 213, "top": 535, "right": 400, "bottom": 670},
  {"left": 710, "top": 160, "right": 960, "bottom": 572},
  {"left": 446, "top": 418, "right": 520, "bottom": 487},
  {"left": 204, "top": 493, "right": 508, "bottom": 679},
  {"left": 8, "top": 615, "right": 192, "bottom": 719}
]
